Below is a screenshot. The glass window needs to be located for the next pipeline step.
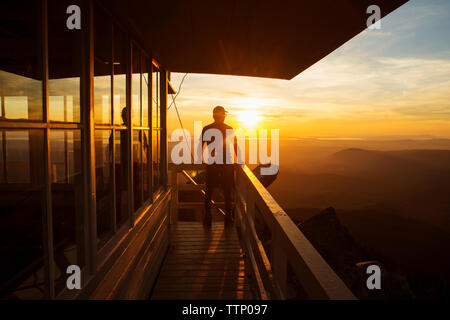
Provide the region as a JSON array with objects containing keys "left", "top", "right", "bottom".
[
  {"left": 142, "top": 58, "right": 149, "bottom": 128},
  {"left": 50, "top": 130, "right": 83, "bottom": 293},
  {"left": 5, "top": 131, "right": 30, "bottom": 183},
  {"left": 0, "top": 129, "right": 45, "bottom": 299},
  {"left": 113, "top": 26, "right": 127, "bottom": 126},
  {"left": 0, "top": 1, "right": 42, "bottom": 120},
  {"left": 152, "top": 68, "right": 160, "bottom": 129},
  {"left": 133, "top": 130, "right": 142, "bottom": 210},
  {"left": 48, "top": 0, "right": 81, "bottom": 123},
  {"left": 94, "top": 8, "right": 112, "bottom": 124},
  {"left": 94, "top": 8, "right": 133, "bottom": 244},
  {"left": 95, "top": 130, "right": 113, "bottom": 247},
  {"left": 143, "top": 131, "right": 150, "bottom": 198},
  {"left": 152, "top": 66, "right": 162, "bottom": 194},
  {"left": 152, "top": 129, "right": 161, "bottom": 193},
  {"left": 132, "top": 46, "right": 141, "bottom": 127},
  {"left": 131, "top": 47, "right": 153, "bottom": 209},
  {"left": 115, "top": 130, "right": 128, "bottom": 227}
]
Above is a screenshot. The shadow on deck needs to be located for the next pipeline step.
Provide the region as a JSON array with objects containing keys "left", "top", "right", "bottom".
[
  {"left": 147, "top": 164, "right": 356, "bottom": 300},
  {"left": 151, "top": 222, "right": 253, "bottom": 299}
]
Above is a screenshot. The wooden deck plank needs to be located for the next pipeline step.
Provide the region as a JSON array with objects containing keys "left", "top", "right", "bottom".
[
  {"left": 151, "top": 291, "right": 252, "bottom": 300},
  {"left": 160, "top": 265, "right": 245, "bottom": 272},
  {"left": 150, "top": 222, "right": 253, "bottom": 300}
]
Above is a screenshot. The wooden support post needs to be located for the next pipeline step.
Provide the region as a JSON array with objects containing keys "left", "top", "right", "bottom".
[{"left": 80, "top": 0, "right": 97, "bottom": 273}]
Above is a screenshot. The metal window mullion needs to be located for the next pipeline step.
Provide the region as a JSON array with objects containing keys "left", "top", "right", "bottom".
[
  {"left": 0, "top": 96, "right": 5, "bottom": 118},
  {"left": 148, "top": 61, "right": 153, "bottom": 199},
  {"left": 63, "top": 97, "right": 69, "bottom": 183},
  {"left": 63, "top": 133, "right": 69, "bottom": 184},
  {"left": 157, "top": 70, "right": 159, "bottom": 129},
  {"left": 0, "top": 97, "right": 5, "bottom": 182},
  {"left": 40, "top": 0, "right": 55, "bottom": 299},
  {"left": 111, "top": 23, "right": 116, "bottom": 234},
  {"left": 140, "top": 129, "right": 144, "bottom": 205},
  {"left": 0, "top": 121, "right": 81, "bottom": 129},
  {"left": 156, "top": 68, "right": 160, "bottom": 189},
  {"left": 2, "top": 130, "right": 7, "bottom": 183},
  {"left": 139, "top": 55, "right": 144, "bottom": 205},
  {"left": 127, "top": 38, "right": 134, "bottom": 227},
  {"left": 140, "top": 54, "right": 143, "bottom": 128},
  {"left": 160, "top": 69, "right": 168, "bottom": 189}
]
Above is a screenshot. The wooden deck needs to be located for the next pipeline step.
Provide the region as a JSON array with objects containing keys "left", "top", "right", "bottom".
[{"left": 151, "top": 221, "right": 253, "bottom": 299}]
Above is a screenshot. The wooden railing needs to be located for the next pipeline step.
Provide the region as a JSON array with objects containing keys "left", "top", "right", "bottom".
[
  {"left": 168, "top": 163, "right": 227, "bottom": 223},
  {"left": 235, "top": 165, "right": 356, "bottom": 300},
  {"left": 168, "top": 163, "right": 356, "bottom": 300}
]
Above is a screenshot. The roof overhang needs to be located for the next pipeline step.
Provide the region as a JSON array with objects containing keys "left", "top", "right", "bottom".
[{"left": 102, "top": 0, "right": 409, "bottom": 80}]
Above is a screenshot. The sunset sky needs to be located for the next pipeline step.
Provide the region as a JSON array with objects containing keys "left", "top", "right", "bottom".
[{"left": 168, "top": 0, "right": 450, "bottom": 140}]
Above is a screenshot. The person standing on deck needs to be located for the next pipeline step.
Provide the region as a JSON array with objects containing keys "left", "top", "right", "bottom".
[{"left": 198, "top": 106, "right": 238, "bottom": 228}]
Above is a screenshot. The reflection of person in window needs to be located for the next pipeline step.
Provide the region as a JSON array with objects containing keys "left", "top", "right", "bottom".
[
  {"left": 109, "top": 107, "right": 149, "bottom": 217},
  {"left": 108, "top": 107, "right": 129, "bottom": 222}
]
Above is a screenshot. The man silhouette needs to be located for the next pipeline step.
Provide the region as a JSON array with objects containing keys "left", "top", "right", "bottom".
[{"left": 199, "top": 106, "right": 237, "bottom": 228}]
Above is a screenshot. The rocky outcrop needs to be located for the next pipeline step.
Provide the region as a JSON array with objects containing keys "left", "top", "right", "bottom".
[{"left": 298, "top": 207, "right": 414, "bottom": 299}]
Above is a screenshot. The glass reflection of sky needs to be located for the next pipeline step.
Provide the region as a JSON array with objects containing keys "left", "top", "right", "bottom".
[
  {"left": 4, "top": 96, "right": 28, "bottom": 119},
  {"left": 49, "top": 96, "right": 74, "bottom": 122},
  {"left": 49, "top": 77, "right": 80, "bottom": 122},
  {"left": 0, "top": 70, "right": 42, "bottom": 120}
]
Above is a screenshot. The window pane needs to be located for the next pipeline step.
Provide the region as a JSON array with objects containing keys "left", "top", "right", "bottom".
[
  {"left": 0, "top": 129, "right": 45, "bottom": 299},
  {"left": 94, "top": 7, "right": 112, "bottom": 124},
  {"left": 48, "top": 0, "right": 81, "bottom": 123},
  {"left": 50, "top": 130, "right": 83, "bottom": 293},
  {"left": 113, "top": 26, "right": 127, "bottom": 126},
  {"left": 95, "top": 130, "right": 113, "bottom": 247},
  {"left": 0, "top": 1, "right": 42, "bottom": 120},
  {"left": 133, "top": 130, "right": 142, "bottom": 210},
  {"left": 152, "top": 129, "right": 161, "bottom": 193},
  {"left": 143, "top": 131, "right": 150, "bottom": 199},
  {"left": 142, "top": 58, "right": 149, "bottom": 127},
  {"left": 5, "top": 131, "right": 30, "bottom": 183},
  {"left": 152, "top": 68, "right": 160, "bottom": 129},
  {"left": 115, "top": 130, "right": 128, "bottom": 227},
  {"left": 132, "top": 46, "right": 141, "bottom": 127}
]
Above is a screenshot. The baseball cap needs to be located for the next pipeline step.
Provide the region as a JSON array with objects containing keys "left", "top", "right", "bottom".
[{"left": 213, "top": 106, "right": 228, "bottom": 114}]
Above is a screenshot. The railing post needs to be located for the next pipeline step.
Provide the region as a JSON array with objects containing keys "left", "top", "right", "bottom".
[
  {"left": 271, "top": 230, "right": 288, "bottom": 299},
  {"left": 246, "top": 186, "right": 255, "bottom": 224},
  {"left": 169, "top": 170, "right": 178, "bottom": 224}
]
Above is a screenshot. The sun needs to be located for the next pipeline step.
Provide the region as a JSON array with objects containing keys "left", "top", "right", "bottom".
[{"left": 236, "top": 110, "right": 262, "bottom": 127}]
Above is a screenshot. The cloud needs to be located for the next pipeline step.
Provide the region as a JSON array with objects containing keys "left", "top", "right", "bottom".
[{"left": 169, "top": 0, "right": 450, "bottom": 137}]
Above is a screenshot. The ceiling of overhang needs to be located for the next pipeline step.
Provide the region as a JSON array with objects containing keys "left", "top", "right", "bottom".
[{"left": 101, "top": 0, "right": 408, "bottom": 80}]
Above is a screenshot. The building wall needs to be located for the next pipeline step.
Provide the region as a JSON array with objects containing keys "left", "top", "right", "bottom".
[
  {"left": 0, "top": 0, "right": 169, "bottom": 299},
  {"left": 63, "top": 189, "right": 171, "bottom": 300}
]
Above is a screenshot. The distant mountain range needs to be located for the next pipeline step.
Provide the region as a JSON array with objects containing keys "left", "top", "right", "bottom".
[{"left": 269, "top": 147, "right": 450, "bottom": 298}]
